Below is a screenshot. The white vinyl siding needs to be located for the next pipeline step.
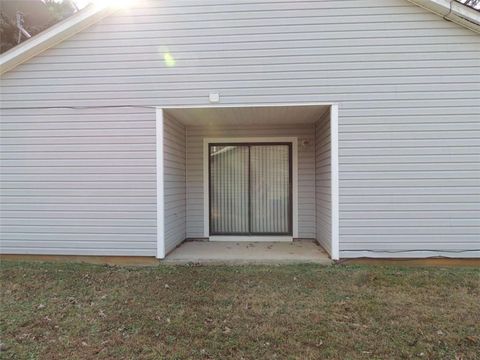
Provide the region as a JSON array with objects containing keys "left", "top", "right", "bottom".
[
  {"left": 339, "top": 117, "right": 480, "bottom": 258},
  {"left": 1, "top": 0, "right": 479, "bottom": 258},
  {"left": 0, "top": 107, "right": 157, "bottom": 256},
  {"left": 163, "top": 113, "right": 186, "bottom": 254},
  {"left": 315, "top": 111, "right": 332, "bottom": 254},
  {"left": 186, "top": 126, "right": 315, "bottom": 239}
]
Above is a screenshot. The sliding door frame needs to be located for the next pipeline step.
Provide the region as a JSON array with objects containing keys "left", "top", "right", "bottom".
[
  {"left": 208, "top": 142, "right": 293, "bottom": 236},
  {"left": 203, "top": 137, "right": 298, "bottom": 241}
]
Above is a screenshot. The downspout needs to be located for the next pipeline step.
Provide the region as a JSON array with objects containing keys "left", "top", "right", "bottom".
[
  {"left": 444, "top": 1, "right": 480, "bottom": 32},
  {"left": 407, "top": 0, "right": 480, "bottom": 33},
  {"left": 443, "top": 0, "right": 454, "bottom": 22}
]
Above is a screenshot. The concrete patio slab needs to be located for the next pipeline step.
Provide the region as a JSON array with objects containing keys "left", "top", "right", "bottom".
[{"left": 162, "top": 240, "right": 332, "bottom": 265}]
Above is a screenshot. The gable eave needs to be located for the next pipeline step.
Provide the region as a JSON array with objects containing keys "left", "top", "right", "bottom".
[{"left": 0, "top": 4, "right": 116, "bottom": 75}]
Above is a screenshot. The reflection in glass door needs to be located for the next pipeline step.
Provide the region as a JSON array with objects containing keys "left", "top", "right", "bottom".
[{"left": 209, "top": 143, "right": 292, "bottom": 236}]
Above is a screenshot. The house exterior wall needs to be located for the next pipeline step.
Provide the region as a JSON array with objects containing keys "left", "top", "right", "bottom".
[
  {"left": 0, "top": 107, "right": 157, "bottom": 256},
  {"left": 315, "top": 111, "right": 332, "bottom": 254},
  {"left": 186, "top": 126, "right": 316, "bottom": 239},
  {"left": 1, "top": 0, "right": 479, "bottom": 258},
  {"left": 163, "top": 113, "right": 187, "bottom": 254}
]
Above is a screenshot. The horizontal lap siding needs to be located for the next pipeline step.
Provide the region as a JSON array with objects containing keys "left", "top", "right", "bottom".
[
  {"left": 1, "top": 0, "right": 479, "bottom": 257},
  {"left": 186, "top": 126, "right": 315, "bottom": 239},
  {"left": 163, "top": 113, "right": 186, "bottom": 254},
  {"left": 0, "top": 108, "right": 157, "bottom": 256},
  {"left": 315, "top": 111, "right": 332, "bottom": 254},
  {"left": 339, "top": 116, "right": 480, "bottom": 257}
]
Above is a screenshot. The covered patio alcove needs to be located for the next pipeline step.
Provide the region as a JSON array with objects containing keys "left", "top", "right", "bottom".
[{"left": 156, "top": 104, "right": 339, "bottom": 263}]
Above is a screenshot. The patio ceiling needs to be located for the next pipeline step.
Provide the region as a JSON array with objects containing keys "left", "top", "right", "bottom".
[{"left": 165, "top": 105, "right": 329, "bottom": 127}]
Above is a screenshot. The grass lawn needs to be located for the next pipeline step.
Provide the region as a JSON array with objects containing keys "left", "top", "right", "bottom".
[{"left": 1, "top": 261, "right": 479, "bottom": 359}]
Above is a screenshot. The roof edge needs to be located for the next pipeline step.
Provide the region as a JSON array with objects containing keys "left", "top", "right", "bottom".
[
  {"left": 0, "top": 4, "right": 115, "bottom": 75},
  {"left": 407, "top": 0, "right": 480, "bottom": 33}
]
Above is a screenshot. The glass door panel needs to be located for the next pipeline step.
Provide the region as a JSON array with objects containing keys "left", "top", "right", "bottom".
[
  {"left": 209, "top": 145, "right": 249, "bottom": 234},
  {"left": 250, "top": 145, "right": 290, "bottom": 234}
]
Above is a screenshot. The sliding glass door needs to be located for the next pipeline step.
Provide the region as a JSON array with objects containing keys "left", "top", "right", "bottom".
[{"left": 209, "top": 143, "right": 292, "bottom": 236}]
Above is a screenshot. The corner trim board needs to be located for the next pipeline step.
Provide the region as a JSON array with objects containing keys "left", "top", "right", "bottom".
[
  {"left": 156, "top": 107, "right": 165, "bottom": 259},
  {"left": 330, "top": 104, "right": 340, "bottom": 261}
]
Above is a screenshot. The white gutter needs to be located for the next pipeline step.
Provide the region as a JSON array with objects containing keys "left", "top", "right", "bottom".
[
  {"left": 0, "top": 4, "right": 115, "bottom": 75},
  {"left": 408, "top": 0, "right": 480, "bottom": 33}
]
